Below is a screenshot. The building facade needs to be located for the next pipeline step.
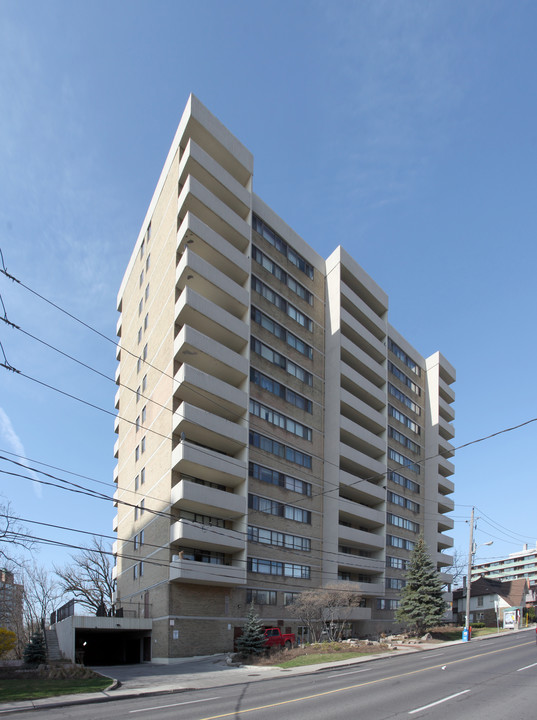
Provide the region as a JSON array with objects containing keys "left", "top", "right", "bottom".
[
  {"left": 472, "top": 545, "right": 537, "bottom": 586},
  {"left": 0, "top": 569, "right": 24, "bottom": 638},
  {"left": 112, "top": 95, "right": 456, "bottom": 661}
]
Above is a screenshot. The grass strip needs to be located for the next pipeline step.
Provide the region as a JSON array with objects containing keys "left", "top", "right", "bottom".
[
  {"left": 274, "top": 651, "right": 374, "bottom": 668},
  {"left": 0, "top": 677, "right": 111, "bottom": 703}
]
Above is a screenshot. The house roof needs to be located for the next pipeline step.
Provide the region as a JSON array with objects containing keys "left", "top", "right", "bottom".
[{"left": 453, "top": 577, "right": 528, "bottom": 606}]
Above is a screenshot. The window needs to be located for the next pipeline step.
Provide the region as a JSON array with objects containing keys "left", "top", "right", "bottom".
[
  {"left": 388, "top": 339, "right": 421, "bottom": 376},
  {"left": 386, "top": 556, "right": 409, "bottom": 570},
  {"left": 140, "top": 240, "right": 145, "bottom": 259},
  {"left": 139, "top": 529, "right": 144, "bottom": 546},
  {"left": 251, "top": 337, "right": 313, "bottom": 386},
  {"left": 134, "top": 505, "right": 139, "bottom": 521},
  {"left": 386, "top": 577, "right": 406, "bottom": 590},
  {"left": 138, "top": 299, "right": 143, "bottom": 316},
  {"left": 139, "top": 562, "right": 144, "bottom": 577},
  {"left": 477, "top": 596, "right": 484, "bottom": 607},
  {"left": 142, "top": 406, "right": 147, "bottom": 424},
  {"left": 389, "top": 448, "right": 420, "bottom": 474},
  {"left": 135, "top": 415, "right": 140, "bottom": 432},
  {"left": 249, "top": 431, "right": 312, "bottom": 469},
  {"left": 389, "top": 426, "right": 421, "bottom": 454},
  {"left": 142, "top": 374, "right": 147, "bottom": 392},
  {"left": 248, "top": 525, "right": 311, "bottom": 551},
  {"left": 136, "top": 386, "right": 140, "bottom": 403},
  {"left": 387, "top": 534, "right": 416, "bottom": 551},
  {"left": 248, "top": 557, "right": 310, "bottom": 579},
  {"left": 133, "top": 564, "right": 138, "bottom": 580},
  {"left": 248, "top": 494, "right": 311, "bottom": 524},
  {"left": 249, "top": 462, "right": 311, "bottom": 496},
  {"left": 146, "top": 222, "right": 151, "bottom": 242},
  {"left": 251, "top": 307, "right": 313, "bottom": 359},
  {"left": 250, "top": 399, "right": 312, "bottom": 440},
  {"left": 251, "top": 276, "right": 313, "bottom": 330},
  {"left": 137, "top": 328, "right": 142, "bottom": 344},
  {"left": 387, "top": 513, "right": 419, "bottom": 533},
  {"left": 388, "top": 405, "right": 420, "bottom": 434},
  {"left": 389, "top": 471, "right": 420, "bottom": 493},
  {"left": 377, "top": 598, "right": 400, "bottom": 610},
  {"left": 388, "top": 383, "right": 421, "bottom": 415},
  {"left": 144, "top": 313, "right": 148, "bottom": 331},
  {"left": 134, "top": 474, "right": 139, "bottom": 491},
  {"left": 252, "top": 246, "right": 313, "bottom": 303},
  {"left": 146, "top": 254, "right": 150, "bottom": 271},
  {"left": 252, "top": 215, "right": 314, "bottom": 279},
  {"left": 141, "top": 436, "right": 146, "bottom": 454},
  {"left": 246, "top": 589, "right": 277, "bottom": 605},
  {"left": 389, "top": 362, "right": 421, "bottom": 396},
  {"left": 133, "top": 535, "right": 138, "bottom": 550},
  {"left": 135, "top": 445, "right": 140, "bottom": 462},
  {"left": 142, "top": 344, "right": 148, "bottom": 361},
  {"left": 140, "top": 467, "right": 145, "bottom": 485},
  {"left": 250, "top": 368, "right": 312, "bottom": 413},
  {"left": 388, "top": 491, "right": 420, "bottom": 513},
  {"left": 140, "top": 499, "right": 145, "bottom": 515},
  {"left": 284, "top": 592, "right": 300, "bottom": 606},
  {"left": 145, "top": 284, "right": 150, "bottom": 301},
  {"left": 137, "top": 357, "right": 142, "bottom": 374},
  {"left": 139, "top": 269, "right": 144, "bottom": 287}
]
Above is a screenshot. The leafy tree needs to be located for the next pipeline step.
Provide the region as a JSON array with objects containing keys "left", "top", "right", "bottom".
[
  {"left": 23, "top": 630, "right": 46, "bottom": 665},
  {"left": 0, "top": 627, "right": 16, "bottom": 658},
  {"left": 396, "top": 534, "right": 446, "bottom": 636},
  {"left": 236, "top": 603, "right": 266, "bottom": 658},
  {"left": 55, "top": 537, "right": 114, "bottom": 614}
]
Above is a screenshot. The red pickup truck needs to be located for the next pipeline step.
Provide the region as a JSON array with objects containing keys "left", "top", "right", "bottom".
[{"left": 264, "top": 627, "right": 295, "bottom": 649}]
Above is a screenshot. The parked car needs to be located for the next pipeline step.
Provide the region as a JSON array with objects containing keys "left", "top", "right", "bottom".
[{"left": 264, "top": 627, "right": 295, "bottom": 649}]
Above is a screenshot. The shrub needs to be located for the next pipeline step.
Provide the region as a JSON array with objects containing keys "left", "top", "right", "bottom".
[
  {"left": 0, "top": 628, "right": 17, "bottom": 658},
  {"left": 23, "top": 632, "right": 46, "bottom": 666}
]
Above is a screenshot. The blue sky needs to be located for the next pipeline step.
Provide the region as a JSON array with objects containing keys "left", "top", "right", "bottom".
[{"left": 1, "top": 0, "right": 536, "bottom": 580}]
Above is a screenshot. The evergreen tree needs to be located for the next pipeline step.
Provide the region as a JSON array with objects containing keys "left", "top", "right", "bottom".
[
  {"left": 396, "top": 534, "right": 446, "bottom": 636},
  {"left": 236, "top": 603, "right": 266, "bottom": 658},
  {"left": 23, "top": 630, "right": 47, "bottom": 665}
]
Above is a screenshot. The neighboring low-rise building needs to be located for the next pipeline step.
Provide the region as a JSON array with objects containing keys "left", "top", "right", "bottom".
[
  {"left": 0, "top": 569, "right": 24, "bottom": 636},
  {"left": 471, "top": 544, "right": 537, "bottom": 585},
  {"left": 453, "top": 577, "right": 527, "bottom": 627}
]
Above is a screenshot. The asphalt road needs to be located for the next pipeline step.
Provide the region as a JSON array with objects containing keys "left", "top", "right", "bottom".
[{"left": 10, "top": 632, "right": 537, "bottom": 720}]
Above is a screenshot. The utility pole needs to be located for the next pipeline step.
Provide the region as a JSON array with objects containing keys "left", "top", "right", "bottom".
[{"left": 465, "top": 507, "right": 475, "bottom": 635}]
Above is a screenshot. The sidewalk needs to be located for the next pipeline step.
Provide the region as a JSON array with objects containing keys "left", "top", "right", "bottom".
[{"left": 0, "top": 627, "right": 532, "bottom": 715}]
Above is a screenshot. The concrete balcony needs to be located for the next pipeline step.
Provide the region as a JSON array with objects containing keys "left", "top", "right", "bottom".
[
  {"left": 340, "top": 308, "right": 386, "bottom": 364},
  {"left": 438, "top": 415, "right": 455, "bottom": 440},
  {"left": 438, "top": 455, "right": 455, "bottom": 478},
  {"left": 438, "top": 514, "right": 454, "bottom": 532},
  {"left": 338, "top": 524, "right": 384, "bottom": 551},
  {"left": 173, "top": 401, "right": 247, "bottom": 455},
  {"left": 349, "top": 580, "right": 385, "bottom": 597},
  {"left": 436, "top": 552, "right": 454, "bottom": 569},
  {"left": 114, "top": 365, "right": 120, "bottom": 385},
  {"left": 439, "top": 395, "right": 455, "bottom": 422},
  {"left": 178, "top": 138, "right": 251, "bottom": 220},
  {"left": 177, "top": 213, "right": 249, "bottom": 286},
  {"left": 437, "top": 532, "right": 454, "bottom": 551},
  {"left": 341, "top": 335, "right": 386, "bottom": 388},
  {"left": 172, "top": 441, "right": 247, "bottom": 488},
  {"left": 113, "top": 489, "right": 119, "bottom": 508},
  {"left": 437, "top": 572, "right": 453, "bottom": 587},
  {"left": 112, "top": 540, "right": 118, "bottom": 556},
  {"left": 340, "top": 441, "right": 386, "bottom": 480},
  {"left": 116, "top": 343, "right": 121, "bottom": 361},
  {"left": 438, "top": 436, "right": 455, "bottom": 459},
  {"left": 330, "top": 606, "right": 372, "bottom": 621},
  {"left": 114, "top": 415, "right": 119, "bottom": 434},
  {"left": 339, "top": 470, "right": 385, "bottom": 505},
  {"left": 340, "top": 415, "right": 386, "bottom": 459},
  {"left": 175, "top": 287, "right": 248, "bottom": 354},
  {"left": 178, "top": 176, "right": 249, "bottom": 253},
  {"left": 339, "top": 497, "right": 385, "bottom": 528},
  {"left": 171, "top": 479, "right": 246, "bottom": 519},
  {"left": 176, "top": 248, "right": 249, "bottom": 320},
  {"left": 337, "top": 553, "right": 384, "bottom": 575},
  {"left": 439, "top": 376, "right": 455, "bottom": 404},
  {"left": 115, "top": 388, "right": 120, "bottom": 410},
  {"left": 116, "top": 314, "right": 122, "bottom": 338},
  {"left": 112, "top": 514, "right": 118, "bottom": 532},
  {"left": 340, "top": 361, "right": 386, "bottom": 411},
  {"left": 437, "top": 475, "right": 455, "bottom": 495},
  {"left": 170, "top": 519, "right": 244, "bottom": 552},
  {"left": 170, "top": 558, "right": 246, "bottom": 586},
  {"left": 340, "top": 281, "right": 387, "bottom": 340},
  {"left": 113, "top": 438, "right": 119, "bottom": 459},
  {"left": 174, "top": 364, "right": 247, "bottom": 421},
  {"left": 112, "top": 565, "right": 117, "bottom": 581},
  {"left": 340, "top": 388, "right": 386, "bottom": 435},
  {"left": 437, "top": 492, "right": 454, "bottom": 514},
  {"left": 113, "top": 465, "right": 118, "bottom": 484},
  {"left": 174, "top": 325, "right": 248, "bottom": 387}
]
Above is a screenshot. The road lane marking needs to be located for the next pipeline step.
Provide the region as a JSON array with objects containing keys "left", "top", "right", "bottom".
[
  {"left": 408, "top": 689, "right": 471, "bottom": 714},
  {"left": 517, "top": 662, "right": 537, "bottom": 672},
  {"left": 328, "top": 668, "right": 373, "bottom": 678},
  {"left": 421, "top": 652, "right": 444, "bottom": 658},
  {"left": 196, "top": 641, "right": 535, "bottom": 720},
  {"left": 129, "top": 697, "right": 220, "bottom": 714}
]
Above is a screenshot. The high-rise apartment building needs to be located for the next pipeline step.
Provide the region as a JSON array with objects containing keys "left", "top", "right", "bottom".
[
  {"left": 472, "top": 545, "right": 537, "bottom": 586},
  {"left": 112, "top": 95, "right": 455, "bottom": 661}
]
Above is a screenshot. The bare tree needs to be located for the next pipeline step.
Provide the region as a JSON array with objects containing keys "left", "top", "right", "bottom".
[
  {"left": 23, "top": 563, "right": 62, "bottom": 635},
  {"left": 291, "top": 584, "right": 362, "bottom": 643},
  {"left": 449, "top": 548, "right": 466, "bottom": 588},
  {"left": 55, "top": 537, "right": 114, "bottom": 614},
  {"left": 0, "top": 500, "right": 34, "bottom": 567}
]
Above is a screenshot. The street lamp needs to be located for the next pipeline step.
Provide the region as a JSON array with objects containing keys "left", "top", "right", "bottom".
[{"left": 464, "top": 507, "right": 493, "bottom": 639}]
